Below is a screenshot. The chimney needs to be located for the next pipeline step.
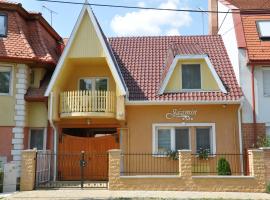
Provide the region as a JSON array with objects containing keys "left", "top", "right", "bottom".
[{"left": 208, "top": 0, "right": 218, "bottom": 35}]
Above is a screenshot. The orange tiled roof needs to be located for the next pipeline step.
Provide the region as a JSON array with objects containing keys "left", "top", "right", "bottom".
[
  {"left": 109, "top": 35, "right": 242, "bottom": 101},
  {"left": 241, "top": 14, "right": 270, "bottom": 62}
]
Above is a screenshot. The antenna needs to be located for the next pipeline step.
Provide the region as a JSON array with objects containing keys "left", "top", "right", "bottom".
[
  {"left": 42, "top": 5, "right": 58, "bottom": 26},
  {"left": 197, "top": 7, "right": 208, "bottom": 35}
]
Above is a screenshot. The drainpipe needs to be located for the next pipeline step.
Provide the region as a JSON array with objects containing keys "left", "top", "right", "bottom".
[
  {"left": 238, "top": 101, "right": 244, "bottom": 174},
  {"left": 251, "top": 65, "right": 257, "bottom": 146},
  {"left": 49, "top": 92, "right": 58, "bottom": 181}
]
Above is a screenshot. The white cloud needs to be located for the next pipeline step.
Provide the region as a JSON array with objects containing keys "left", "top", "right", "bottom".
[
  {"left": 110, "top": 0, "right": 192, "bottom": 36},
  {"left": 166, "top": 28, "right": 180, "bottom": 36},
  {"left": 137, "top": 2, "right": 146, "bottom": 7}
]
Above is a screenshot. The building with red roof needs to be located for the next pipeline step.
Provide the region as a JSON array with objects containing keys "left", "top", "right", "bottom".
[
  {"left": 209, "top": 0, "right": 270, "bottom": 149},
  {"left": 1, "top": 1, "right": 256, "bottom": 191},
  {"left": 0, "top": 0, "right": 62, "bottom": 176}
]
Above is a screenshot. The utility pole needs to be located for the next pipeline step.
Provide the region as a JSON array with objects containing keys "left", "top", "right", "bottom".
[{"left": 42, "top": 5, "right": 58, "bottom": 27}]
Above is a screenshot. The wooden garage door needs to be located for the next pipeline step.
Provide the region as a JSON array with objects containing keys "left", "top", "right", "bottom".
[{"left": 58, "top": 133, "right": 119, "bottom": 181}]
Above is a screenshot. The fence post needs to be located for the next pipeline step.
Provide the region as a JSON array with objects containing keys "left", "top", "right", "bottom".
[
  {"left": 20, "top": 149, "right": 37, "bottom": 191},
  {"left": 178, "top": 150, "right": 192, "bottom": 178},
  {"left": 260, "top": 147, "right": 270, "bottom": 184},
  {"left": 108, "top": 149, "right": 121, "bottom": 190},
  {"left": 248, "top": 149, "right": 266, "bottom": 191}
]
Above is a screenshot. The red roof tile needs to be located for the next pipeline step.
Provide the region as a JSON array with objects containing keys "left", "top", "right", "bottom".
[
  {"left": 0, "top": 2, "right": 62, "bottom": 65},
  {"left": 241, "top": 14, "right": 270, "bottom": 62},
  {"left": 109, "top": 35, "right": 242, "bottom": 102},
  {"left": 221, "top": 0, "right": 270, "bottom": 9}
]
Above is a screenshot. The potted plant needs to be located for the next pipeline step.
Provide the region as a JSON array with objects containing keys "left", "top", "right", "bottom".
[
  {"left": 166, "top": 150, "right": 179, "bottom": 160},
  {"left": 198, "top": 148, "right": 210, "bottom": 160},
  {"left": 193, "top": 148, "right": 210, "bottom": 174}
]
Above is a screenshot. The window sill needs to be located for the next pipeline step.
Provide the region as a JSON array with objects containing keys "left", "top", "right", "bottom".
[{"left": 0, "top": 93, "right": 12, "bottom": 96}]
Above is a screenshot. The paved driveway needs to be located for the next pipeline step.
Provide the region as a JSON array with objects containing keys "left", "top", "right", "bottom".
[{"left": 2, "top": 190, "right": 270, "bottom": 200}]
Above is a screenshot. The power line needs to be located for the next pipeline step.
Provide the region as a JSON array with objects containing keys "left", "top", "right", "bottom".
[
  {"left": 33, "top": 0, "right": 247, "bottom": 13},
  {"left": 35, "top": 0, "right": 270, "bottom": 14}
]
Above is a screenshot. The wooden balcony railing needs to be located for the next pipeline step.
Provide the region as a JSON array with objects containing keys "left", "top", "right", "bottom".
[{"left": 60, "top": 90, "right": 115, "bottom": 117}]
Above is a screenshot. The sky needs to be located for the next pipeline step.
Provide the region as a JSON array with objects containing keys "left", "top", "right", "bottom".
[{"left": 15, "top": 0, "right": 208, "bottom": 38}]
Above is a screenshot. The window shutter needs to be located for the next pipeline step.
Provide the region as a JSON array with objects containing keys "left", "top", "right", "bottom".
[{"left": 263, "top": 70, "right": 270, "bottom": 96}]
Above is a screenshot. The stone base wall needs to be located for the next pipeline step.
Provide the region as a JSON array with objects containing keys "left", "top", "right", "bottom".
[
  {"left": 108, "top": 149, "right": 266, "bottom": 193},
  {"left": 261, "top": 148, "right": 270, "bottom": 184},
  {"left": 242, "top": 123, "right": 266, "bottom": 149}
]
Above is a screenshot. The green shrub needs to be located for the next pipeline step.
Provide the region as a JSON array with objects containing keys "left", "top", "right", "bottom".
[
  {"left": 217, "top": 157, "right": 232, "bottom": 175},
  {"left": 257, "top": 135, "right": 270, "bottom": 148},
  {"left": 266, "top": 182, "right": 270, "bottom": 193}
]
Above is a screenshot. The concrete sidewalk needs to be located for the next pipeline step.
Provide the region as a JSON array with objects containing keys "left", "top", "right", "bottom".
[{"left": 2, "top": 190, "right": 270, "bottom": 200}]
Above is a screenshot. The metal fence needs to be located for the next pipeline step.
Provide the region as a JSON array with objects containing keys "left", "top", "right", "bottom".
[
  {"left": 35, "top": 151, "right": 109, "bottom": 189},
  {"left": 120, "top": 153, "right": 179, "bottom": 176},
  {"left": 191, "top": 153, "right": 249, "bottom": 176}
]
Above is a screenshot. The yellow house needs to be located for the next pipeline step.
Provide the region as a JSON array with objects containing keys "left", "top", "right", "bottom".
[{"left": 39, "top": 3, "right": 245, "bottom": 184}]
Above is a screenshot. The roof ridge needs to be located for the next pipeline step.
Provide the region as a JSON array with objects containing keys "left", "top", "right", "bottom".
[{"left": 108, "top": 35, "right": 222, "bottom": 39}]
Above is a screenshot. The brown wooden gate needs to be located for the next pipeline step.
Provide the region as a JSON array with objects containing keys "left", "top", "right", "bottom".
[{"left": 58, "top": 134, "right": 119, "bottom": 181}]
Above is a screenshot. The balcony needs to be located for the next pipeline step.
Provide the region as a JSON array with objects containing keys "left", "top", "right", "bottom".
[{"left": 60, "top": 90, "right": 116, "bottom": 118}]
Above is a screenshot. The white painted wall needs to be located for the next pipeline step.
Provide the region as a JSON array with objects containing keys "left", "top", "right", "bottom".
[
  {"left": 254, "top": 66, "right": 270, "bottom": 124},
  {"left": 217, "top": 2, "right": 254, "bottom": 123},
  {"left": 217, "top": 2, "right": 240, "bottom": 84}
]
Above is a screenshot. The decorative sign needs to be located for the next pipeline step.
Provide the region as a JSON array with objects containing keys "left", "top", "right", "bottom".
[{"left": 166, "top": 109, "right": 197, "bottom": 121}]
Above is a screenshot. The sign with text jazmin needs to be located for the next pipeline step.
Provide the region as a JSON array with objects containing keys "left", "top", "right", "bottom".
[{"left": 166, "top": 109, "right": 197, "bottom": 121}]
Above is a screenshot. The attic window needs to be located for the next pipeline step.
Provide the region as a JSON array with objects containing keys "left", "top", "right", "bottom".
[
  {"left": 257, "top": 21, "right": 270, "bottom": 40},
  {"left": 0, "top": 14, "right": 7, "bottom": 37}
]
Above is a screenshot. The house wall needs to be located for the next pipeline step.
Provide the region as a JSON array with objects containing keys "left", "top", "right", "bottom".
[
  {"left": 62, "top": 59, "right": 116, "bottom": 92},
  {"left": 217, "top": 2, "right": 240, "bottom": 84},
  {"left": 27, "top": 102, "right": 48, "bottom": 128},
  {"left": 254, "top": 67, "right": 270, "bottom": 126},
  {"left": 125, "top": 105, "right": 240, "bottom": 154},
  {"left": 165, "top": 59, "right": 219, "bottom": 92},
  {"left": 0, "top": 63, "right": 17, "bottom": 126},
  {"left": 68, "top": 12, "right": 105, "bottom": 58}
]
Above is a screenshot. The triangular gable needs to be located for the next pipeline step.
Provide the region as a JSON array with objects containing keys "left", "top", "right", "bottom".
[
  {"left": 45, "top": 2, "right": 127, "bottom": 96},
  {"left": 159, "top": 54, "right": 227, "bottom": 94}
]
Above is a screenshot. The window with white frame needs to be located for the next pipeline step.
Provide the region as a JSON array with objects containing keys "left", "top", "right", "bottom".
[
  {"left": 79, "top": 78, "right": 108, "bottom": 91},
  {"left": 154, "top": 127, "right": 190, "bottom": 153},
  {"left": 257, "top": 21, "right": 270, "bottom": 40},
  {"left": 29, "top": 129, "right": 46, "bottom": 150},
  {"left": 196, "top": 127, "right": 213, "bottom": 154},
  {"left": 0, "top": 66, "right": 12, "bottom": 95},
  {"left": 263, "top": 69, "right": 270, "bottom": 96},
  {"left": 0, "top": 14, "right": 7, "bottom": 37},
  {"left": 182, "top": 64, "right": 201, "bottom": 90}
]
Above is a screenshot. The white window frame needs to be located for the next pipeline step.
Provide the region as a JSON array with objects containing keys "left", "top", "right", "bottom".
[
  {"left": 152, "top": 123, "right": 216, "bottom": 155},
  {"left": 181, "top": 64, "right": 203, "bottom": 91},
  {"left": 152, "top": 123, "right": 192, "bottom": 154},
  {"left": 262, "top": 67, "right": 270, "bottom": 97},
  {"left": 28, "top": 128, "right": 47, "bottom": 151},
  {"left": 195, "top": 126, "right": 215, "bottom": 154},
  {"left": 256, "top": 20, "right": 270, "bottom": 40},
  {"left": 0, "top": 14, "right": 7, "bottom": 37},
  {"left": 0, "top": 66, "right": 12, "bottom": 96},
  {"left": 78, "top": 77, "right": 109, "bottom": 91}
]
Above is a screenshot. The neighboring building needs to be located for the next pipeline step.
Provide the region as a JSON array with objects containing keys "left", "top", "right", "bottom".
[
  {"left": 209, "top": 0, "right": 270, "bottom": 148},
  {"left": 43, "top": 3, "right": 243, "bottom": 181},
  {"left": 0, "top": 0, "right": 62, "bottom": 175}
]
